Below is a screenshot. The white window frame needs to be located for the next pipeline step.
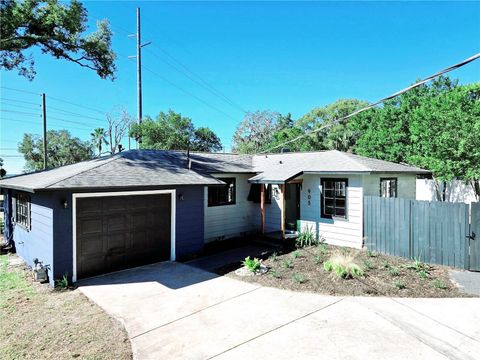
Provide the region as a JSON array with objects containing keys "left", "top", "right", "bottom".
[
  {"left": 72, "top": 189, "right": 176, "bottom": 283},
  {"left": 14, "top": 192, "right": 31, "bottom": 230}
]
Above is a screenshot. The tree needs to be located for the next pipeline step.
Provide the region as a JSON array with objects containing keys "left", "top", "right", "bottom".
[
  {"left": 191, "top": 127, "right": 222, "bottom": 152},
  {"left": 354, "top": 77, "right": 480, "bottom": 199},
  {"left": 0, "top": 0, "right": 116, "bottom": 80},
  {"left": 0, "top": 157, "right": 6, "bottom": 178},
  {"left": 129, "top": 110, "right": 222, "bottom": 152},
  {"left": 90, "top": 128, "right": 108, "bottom": 157},
  {"left": 232, "top": 110, "right": 282, "bottom": 154},
  {"left": 106, "top": 110, "right": 133, "bottom": 154},
  {"left": 296, "top": 99, "right": 370, "bottom": 152},
  {"left": 18, "top": 130, "right": 93, "bottom": 171}
]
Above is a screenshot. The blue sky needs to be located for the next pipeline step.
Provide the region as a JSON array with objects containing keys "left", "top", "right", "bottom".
[{"left": 1, "top": 1, "right": 479, "bottom": 174}]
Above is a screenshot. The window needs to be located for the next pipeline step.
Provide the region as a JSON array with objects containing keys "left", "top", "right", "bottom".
[
  {"left": 208, "top": 178, "right": 236, "bottom": 206},
  {"left": 380, "top": 178, "right": 397, "bottom": 198},
  {"left": 15, "top": 193, "right": 31, "bottom": 229},
  {"left": 247, "top": 184, "right": 272, "bottom": 204},
  {"left": 321, "top": 178, "right": 348, "bottom": 218}
]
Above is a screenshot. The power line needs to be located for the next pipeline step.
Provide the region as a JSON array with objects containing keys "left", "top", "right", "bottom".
[
  {"left": 47, "top": 95, "right": 108, "bottom": 116},
  {"left": 262, "top": 52, "right": 480, "bottom": 153},
  {"left": 142, "top": 64, "right": 240, "bottom": 122},
  {"left": 0, "top": 98, "right": 41, "bottom": 106},
  {"left": 48, "top": 106, "right": 106, "bottom": 122},
  {"left": 1, "top": 109, "right": 41, "bottom": 117},
  {"left": 1, "top": 117, "right": 92, "bottom": 132},
  {"left": 0, "top": 86, "right": 40, "bottom": 96},
  {"left": 0, "top": 101, "right": 42, "bottom": 111}
]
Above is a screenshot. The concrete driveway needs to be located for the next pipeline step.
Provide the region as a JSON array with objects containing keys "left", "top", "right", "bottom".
[{"left": 79, "top": 262, "right": 480, "bottom": 360}]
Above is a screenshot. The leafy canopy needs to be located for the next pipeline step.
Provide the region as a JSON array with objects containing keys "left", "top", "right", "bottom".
[
  {"left": 129, "top": 110, "right": 222, "bottom": 152},
  {"left": 0, "top": 0, "right": 116, "bottom": 80},
  {"left": 18, "top": 130, "right": 93, "bottom": 171}
]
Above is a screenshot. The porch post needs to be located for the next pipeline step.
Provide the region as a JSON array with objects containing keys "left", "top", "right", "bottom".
[
  {"left": 279, "top": 183, "right": 286, "bottom": 237},
  {"left": 260, "top": 184, "right": 265, "bottom": 235}
]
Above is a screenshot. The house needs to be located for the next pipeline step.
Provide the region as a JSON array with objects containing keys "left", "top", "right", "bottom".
[{"left": 0, "top": 149, "right": 429, "bottom": 285}]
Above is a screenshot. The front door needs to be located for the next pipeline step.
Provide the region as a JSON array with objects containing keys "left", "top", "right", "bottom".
[{"left": 285, "top": 183, "right": 301, "bottom": 231}]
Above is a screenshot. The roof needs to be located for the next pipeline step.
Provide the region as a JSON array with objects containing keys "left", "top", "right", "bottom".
[
  {"left": 249, "top": 150, "right": 430, "bottom": 183},
  {"left": 0, "top": 149, "right": 429, "bottom": 192},
  {"left": 0, "top": 150, "right": 254, "bottom": 192}
]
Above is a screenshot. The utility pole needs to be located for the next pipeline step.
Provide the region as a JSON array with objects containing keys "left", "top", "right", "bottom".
[
  {"left": 42, "top": 93, "right": 47, "bottom": 170},
  {"left": 129, "top": 7, "right": 151, "bottom": 146}
]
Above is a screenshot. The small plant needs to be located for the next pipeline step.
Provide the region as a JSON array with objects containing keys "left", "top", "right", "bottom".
[
  {"left": 242, "top": 256, "right": 262, "bottom": 273},
  {"left": 269, "top": 252, "right": 278, "bottom": 262},
  {"left": 292, "top": 250, "right": 301, "bottom": 259},
  {"left": 314, "top": 254, "right": 323, "bottom": 265},
  {"left": 269, "top": 269, "right": 282, "bottom": 279},
  {"left": 317, "top": 242, "right": 328, "bottom": 255},
  {"left": 55, "top": 273, "right": 69, "bottom": 290},
  {"left": 382, "top": 261, "right": 390, "bottom": 269},
  {"left": 295, "top": 225, "right": 318, "bottom": 248},
  {"left": 366, "top": 250, "right": 377, "bottom": 258},
  {"left": 292, "top": 273, "right": 307, "bottom": 284},
  {"left": 418, "top": 269, "right": 428, "bottom": 279},
  {"left": 363, "top": 260, "right": 374, "bottom": 270},
  {"left": 388, "top": 267, "right": 400, "bottom": 277},
  {"left": 406, "top": 256, "right": 429, "bottom": 273},
  {"left": 394, "top": 280, "right": 406, "bottom": 290},
  {"left": 432, "top": 279, "right": 447, "bottom": 289},
  {"left": 283, "top": 259, "right": 293, "bottom": 269},
  {"left": 323, "top": 252, "right": 364, "bottom": 279}
]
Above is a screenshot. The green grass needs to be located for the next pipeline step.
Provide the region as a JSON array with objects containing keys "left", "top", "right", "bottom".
[{"left": 0, "top": 255, "right": 36, "bottom": 310}]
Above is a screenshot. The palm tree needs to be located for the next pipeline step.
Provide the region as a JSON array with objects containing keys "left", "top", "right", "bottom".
[{"left": 90, "top": 128, "right": 109, "bottom": 157}]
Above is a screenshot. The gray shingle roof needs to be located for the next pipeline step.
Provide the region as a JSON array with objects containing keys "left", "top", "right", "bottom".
[{"left": 0, "top": 149, "right": 429, "bottom": 192}]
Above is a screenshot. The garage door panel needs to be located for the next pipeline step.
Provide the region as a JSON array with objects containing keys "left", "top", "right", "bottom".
[{"left": 76, "top": 193, "right": 172, "bottom": 280}]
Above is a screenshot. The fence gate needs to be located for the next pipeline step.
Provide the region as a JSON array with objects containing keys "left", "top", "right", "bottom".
[{"left": 470, "top": 203, "right": 480, "bottom": 271}]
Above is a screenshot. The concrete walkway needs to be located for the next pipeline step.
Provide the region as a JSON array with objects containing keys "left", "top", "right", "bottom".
[
  {"left": 79, "top": 262, "right": 480, "bottom": 360},
  {"left": 450, "top": 270, "right": 480, "bottom": 296}
]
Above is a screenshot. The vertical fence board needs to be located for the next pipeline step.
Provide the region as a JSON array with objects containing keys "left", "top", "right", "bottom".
[{"left": 364, "top": 196, "right": 470, "bottom": 269}]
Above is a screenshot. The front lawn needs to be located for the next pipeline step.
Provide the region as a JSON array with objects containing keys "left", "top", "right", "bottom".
[
  {"left": 225, "top": 244, "right": 471, "bottom": 297},
  {"left": 0, "top": 254, "right": 132, "bottom": 360}
]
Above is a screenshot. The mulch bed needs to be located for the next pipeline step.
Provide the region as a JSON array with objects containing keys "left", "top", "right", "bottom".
[{"left": 222, "top": 244, "right": 474, "bottom": 298}]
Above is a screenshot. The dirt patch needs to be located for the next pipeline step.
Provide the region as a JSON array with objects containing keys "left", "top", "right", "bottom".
[
  {"left": 223, "top": 244, "right": 474, "bottom": 298},
  {"left": 0, "top": 254, "right": 132, "bottom": 360}
]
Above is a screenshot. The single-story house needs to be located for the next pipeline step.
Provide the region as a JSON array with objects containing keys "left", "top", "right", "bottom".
[{"left": 0, "top": 149, "right": 429, "bottom": 285}]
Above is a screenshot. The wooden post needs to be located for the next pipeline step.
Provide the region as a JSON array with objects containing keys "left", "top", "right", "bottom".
[
  {"left": 260, "top": 184, "right": 265, "bottom": 235},
  {"left": 279, "top": 184, "right": 286, "bottom": 237}
]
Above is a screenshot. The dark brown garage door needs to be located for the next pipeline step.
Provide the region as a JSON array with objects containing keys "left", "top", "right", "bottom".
[{"left": 76, "top": 194, "right": 172, "bottom": 280}]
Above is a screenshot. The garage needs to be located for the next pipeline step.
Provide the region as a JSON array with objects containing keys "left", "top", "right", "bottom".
[{"left": 74, "top": 191, "right": 175, "bottom": 280}]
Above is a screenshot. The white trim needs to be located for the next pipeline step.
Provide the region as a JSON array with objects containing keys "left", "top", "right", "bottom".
[{"left": 72, "top": 189, "right": 176, "bottom": 283}]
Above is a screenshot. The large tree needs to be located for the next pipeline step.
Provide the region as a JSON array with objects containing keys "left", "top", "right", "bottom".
[
  {"left": 0, "top": 0, "right": 116, "bottom": 80},
  {"left": 354, "top": 77, "right": 480, "bottom": 199},
  {"left": 0, "top": 157, "right": 6, "bottom": 178},
  {"left": 18, "top": 130, "right": 93, "bottom": 171},
  {"left": 129, "top": 110, "right": 222, "bottom": 152},
  {"left": 232, "top": 110, "right": 283, "bottom": 154}
]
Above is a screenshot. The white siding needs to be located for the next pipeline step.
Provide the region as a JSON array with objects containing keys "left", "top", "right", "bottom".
[
  {"left": 363, "top": 173, "right": 416, "bottom": 199},
  {"left": 299, "top": 174, "right": 363, "bottom": 249},
  {"left": 204, "top": 173, "right": 259, "bottom": 242},
  {"left": 264, "top": 185, "right": 281, "bottom": 233}
]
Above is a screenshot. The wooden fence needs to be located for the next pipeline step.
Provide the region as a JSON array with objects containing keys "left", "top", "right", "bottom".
[{"left": 363, "top": 196, "right": 472, "bottom": 269}]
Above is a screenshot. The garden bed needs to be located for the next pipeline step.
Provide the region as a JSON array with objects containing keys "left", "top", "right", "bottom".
[
  {"left": 0, "top": 254, "right": 132, "bottom": 360},
  {"left": 223, "top": 243, "right": 473, "bottom": 298}
]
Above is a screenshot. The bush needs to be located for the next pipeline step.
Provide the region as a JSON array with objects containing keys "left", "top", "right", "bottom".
[
  {"left": 292, "top": 273, "right": 307, "bottom": 284},
  {"left": 394, "top": 280, "right": 406, "bottom": 290},
  {"left": 242, "top": 256, "right": 261, "bottom": 273},
  {"left": 432, "top": 279, "right": 447, "bottom": 289},
  {"left": 323, "top": 252, "right": 364, "bottom": 279},
  {"left": 295, "top": 225, "right": 318, "bottom": 247},
  {"left": 55, "top": 273, "right": 69, "bottom": 290},
  {"left": 283, "top": 259, "right": 293, "bottom": 269},
  {"left": 388, "top": 267, "right": 400, "bottom": 277}
]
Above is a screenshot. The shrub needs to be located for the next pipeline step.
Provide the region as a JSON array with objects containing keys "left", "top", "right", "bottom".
[
  {"left": 317, "top": 242, "right": 328, "bottom": 255},
  {"left": 394, "top": 280, "right": 406, "bottom": 290},
  {"left": 405, "top": 256, "right": 430, "bottom": 273},
  {"left": 323, "top": 252, "right": 364, "bottom": 279},
  {"left": 418, "top": 270, "right": 428, "bottom": 279},
  {"left": 242, "top": 256, "right": 262, "bottom": 273},
  {"left": 295, "top": 225, "right": 318, "bottom": 247},
  {"left": 363, "top": 260, "right": 374, "bottom": 270},
  {"left": 432, "top": 279, "right": 447, "bottom": 289},
  {"left": 269, "top": 252, "right": 278, "bottom": 262},
  {"left": 389, "top": 267, "right": 400, "bottom": 277},
  {"left": 55, "top": 273, "right": 69, "bottom": 290},
  {"left": 314, "top": 254, "right": 323, "bottom": 265},
  {"left": 292, "top": 273, "right": 307, "bottom": 284},
  {"left": 283, "top": 259, "right": 293, "bottom": 269},
  {"left": 269, "top": 269, "right": 281, "bottom": 279},
  {"left": 292, "top": 250, "right": 301, "bottom": 259}
]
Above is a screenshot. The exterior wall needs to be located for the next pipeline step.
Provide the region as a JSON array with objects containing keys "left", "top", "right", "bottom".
[
  {"left": 4, "top": 185, "right": 205, "bottom": 285},
  {"left": 416, "top": 179, "right": 478, "bottom": 204},
  {"left": 204, "top": 173, "right": 259, "bottom": 242},
  {"left": 264, "top": 185, "right": 281, "bottom": 233},
  {"left": 363, "top": 173, "right": 417, "bottom": 199},
  {"left": 7, "top": 190, "right": 55, "bottom": 286},
  {"left": 299, "top": 174, "right": 364, "bottom": 249}
]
